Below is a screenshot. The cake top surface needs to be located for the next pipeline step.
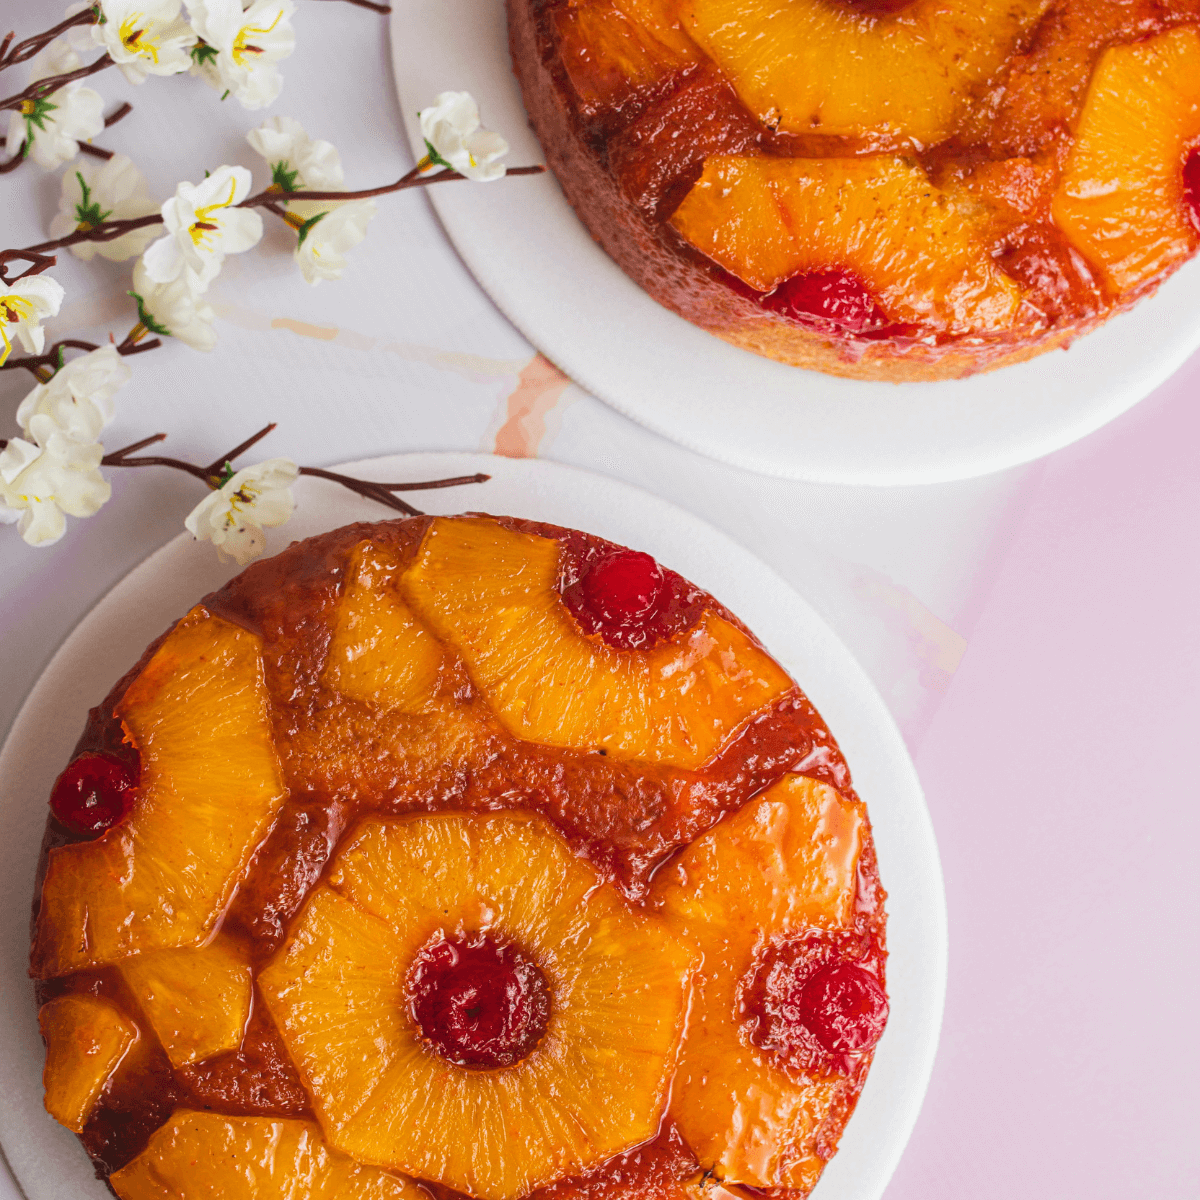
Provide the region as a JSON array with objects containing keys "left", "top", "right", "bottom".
[
  {"left": 523, "top": 0, "right": 1200, "bottom": 369},
  {"left": 31, "top": 515, "right": 887, "bottom": 1200}
]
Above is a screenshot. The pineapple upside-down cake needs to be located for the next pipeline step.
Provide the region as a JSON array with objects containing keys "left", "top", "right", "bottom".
[
  {"left": 30, "top": 515, "right": 888, "bottom": 1200},
  {"left": 509, "top": 0, "right": 1200, "bottom": 380}
]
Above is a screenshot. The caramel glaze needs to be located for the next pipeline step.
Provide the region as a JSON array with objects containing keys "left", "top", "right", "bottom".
[
  {"left": 31, "top": 516, "right": 887, "bottom": 1197},
  {"left": 509, "top": 0, "right": 1200, "bottom": 380}
]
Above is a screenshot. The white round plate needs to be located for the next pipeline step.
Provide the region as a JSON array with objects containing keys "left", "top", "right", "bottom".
[
  {"left": 390, "top": 0, "right": 1200, "bottom": 485},
  {"left": 0, "top": 453, "right": 945, "bottom": 1200}
]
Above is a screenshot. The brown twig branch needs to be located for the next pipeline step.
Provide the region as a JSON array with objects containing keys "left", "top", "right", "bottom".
[
  {"left": 297, "top": 467, "right": 491, "bottom": 515},
  {"left": 204, "top": 423, "right": 278, "bottom": 475},
  {"left": 0, "top": 247, "right": 57, "bottom": 283},
  {"left": 0, "top": 52, "right": 113, "bottom": 113},
  {"left": 20, "top": 212, "right": 162, "bottom": 257},
  {"left": 103, "top": 100, "right": 132, "bottom": 128},
  {"left": 101, "top": 436, "right": 212, "bottom": 483},
  {"left": 95, "top": 426, "right": 491, "bottom": 516},
  {"left": 1, "top": 333, "right": 163, "bottom": 379},
  {"left": 247, "top": 163, "right": 546, "bottom": 208},
  {"left": 11, "top": 163, "right": 545, "bottom": 260},
  {"left": 0, "top": 140, "right": 25, "bottom": 173},
  {"left": 0, "top": 9, "right": 98, "bottom": 74},
  {"left": 311, "top": 0, "right": 392, "bottom": 10}
]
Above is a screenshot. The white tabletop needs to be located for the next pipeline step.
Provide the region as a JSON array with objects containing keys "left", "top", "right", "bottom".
[{"left": 2, "top": 3, "right": 1197, "bottom": 1197}]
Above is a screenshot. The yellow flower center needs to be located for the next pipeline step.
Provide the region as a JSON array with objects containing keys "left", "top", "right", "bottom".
[
  {"left": 188, "top": 178, "right": 240, "bottom": 248},
  {"left": 0, "top": 297, "right": 35, "bottom": 366},
  {"left": 221, "top": 484, "right": 261, "bottom": 528},
  {"left": 20, "top": 99, "right": 36, "bottom": 115},
  {"left": 119, "top": 14, "right": 159, "bottom": 62},
  {"left": 232, "top": 11, "right": 283, "bottom": 64}
]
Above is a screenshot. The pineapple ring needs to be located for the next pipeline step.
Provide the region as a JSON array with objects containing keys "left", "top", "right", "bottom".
[
  {"left": 259, "top": 812, "right": 697, "bottom": 1200},
  {"left": 400, "top": 517, "right": 793, "bottom": 770}
]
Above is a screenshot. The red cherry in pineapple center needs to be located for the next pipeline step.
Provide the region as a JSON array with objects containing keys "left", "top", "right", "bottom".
[
  {"left": 797, "top": 963, "right": 889, "bottom": 1054},
  {"left": 764, "top": 269, "right": 889, "bottom": 335},
  {"left": 579, "top": 550, "right": 667, "bottom": 629},
  {"left": 1184, "top": 145, "right": 1200, "bottom": 235},
  {"left": 408, "top": 933, "right": 550, "bottom": 1069},
  {"left": 49, "top": 752, "right": 138, "bottom": 837},
  {"left": 751, "top": 945, "right": 888, "bottom": 1057}
]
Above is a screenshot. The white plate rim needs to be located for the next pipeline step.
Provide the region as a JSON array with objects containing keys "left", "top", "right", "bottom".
[
  {"left": 0, "top": 452, "right": 947, "bottom": 1200},
  {"left": 389, "top": 0, "right": 1200, "bottom": 485}
]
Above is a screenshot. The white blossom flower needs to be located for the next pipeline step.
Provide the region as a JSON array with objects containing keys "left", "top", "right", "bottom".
[
  {"left": 0, "top": 430, "right": 111, "bottom": 547},
  {"left": 130, "top": 258, "right": 217, "bottom": 351},
  {"left": 49, "top": 155, "right": 162, "bottom": 262},
  {"left": 247, "top": 115, "right": 343, "bottom": 193},
  {"left": 91, "top": 0, "right": 198, "bottom": 83},
  {"left": 3, "top": 40, "right": 104, "bottom": 170},
  {"left": 0, "top": 275, "right": 66, "bottom": 367},
  {"left": 294, "top": 200, "right": 376, "bottom": 285},
  {"left": 16, "top": 346, "right": 131, "bottom": 443},
  {"left": 245, "top": 117, "right": 373, "bottom": 282},
  {"left": 418, "top": 91, "right": 508, "bottom": 183},
  {"left": 187, "top": 0, "right": 296, "bottom": 110},
  {"left": 140, "top": 165, "right": 263, "bottom": 287},
  {"left": 184, "top": 457, "right": 298, "bottom": 564}
]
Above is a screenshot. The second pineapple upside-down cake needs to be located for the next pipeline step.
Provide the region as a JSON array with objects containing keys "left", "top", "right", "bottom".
[
  {"left": 509, "top": 0, "right": 1200, "bottom": 380},
  {"left": 29, "top": 515, "right": 888, "bottom": 1200}
]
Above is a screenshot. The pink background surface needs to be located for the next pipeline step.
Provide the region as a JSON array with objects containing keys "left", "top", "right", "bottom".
[{"left": 888, "top": 351, "right": 1200, "bottom": 1198}]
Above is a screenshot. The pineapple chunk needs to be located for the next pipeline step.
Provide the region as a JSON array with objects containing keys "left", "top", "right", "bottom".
[
  {"left": 401, "top": 517, "right": 791, "bottom": 770},
  {"left": 40, "top": 994, "right": 137, "bottom": 1134},
  {"left": 325, "top": 542, "right": 443, "bottom": 713},
  {"left": 120, "top": 936, "right": 252, "bottom": 1068},
  {"left": 653, "top": 775, "right": 864, "bottom": 1188},
  {"left": 556, "top": 0, "right": 698, "bottom": 115},
  {"left": 109, "top": 1110, "right": 424, "bottom": 1200},
  {"left": 32, "top": 608, "right": 288, "bottom": 978},
  {"left": 679, "top": 0, "right": 1050, "bottom": 143},
  {"left": 611, "top": 0, "right": 698, "bottom": 61},
  {"left": 260, "top": 813, "right": 696, "bottom": 1200},
  {"left": 1052, "top": 27, "right": 1200, "bottom": 294},
  {"left": 671, "top": 154, "right": 1022, "bottom": 335}
]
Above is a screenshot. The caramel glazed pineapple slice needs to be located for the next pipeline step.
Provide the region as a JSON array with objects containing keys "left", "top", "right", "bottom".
[{"left": 258, "top": 812, "right": 697, "bottom": 1199}]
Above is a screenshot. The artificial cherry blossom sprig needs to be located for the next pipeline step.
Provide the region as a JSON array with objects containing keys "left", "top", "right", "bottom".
[
  {"left": 1, "top": 100, "right": 540, "bottom": 370},
  {"left": 0, "top": 0, "right": 388, "bottom": 175},
  {"left": 105, "top": 421, "right": 489, "bottom": 564},
  {"left": 12, "top": 150, "right": 543, "bottom": 265},
  {"left": 0, "top": 349, "right": 488, "bottom": 555}
]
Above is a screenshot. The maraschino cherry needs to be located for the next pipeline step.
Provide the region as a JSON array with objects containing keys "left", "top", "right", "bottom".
[
  {"left": 579, "top": 551, "right": 666, "bottom": 627},
  {"left": 48, "top": 752, "right": 138, "bottom": 837},
  {"left": 1184, "top": 145, "right": 1200, "bottom": 236},
  {"left": 763, "top": 269, "right": 891, "bottom": 335},
  {"left": 751, "top": 942, "right": 888, "bottom": 1059},
  {"left": 409, "top": 933, "right": 551, "bottom": 1070},
  {"left": 797, "top": 962, "right": 889, "bottom": 1054},
  {"left": 567, "top": 549, "right": 676, "bottom": 649}
]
